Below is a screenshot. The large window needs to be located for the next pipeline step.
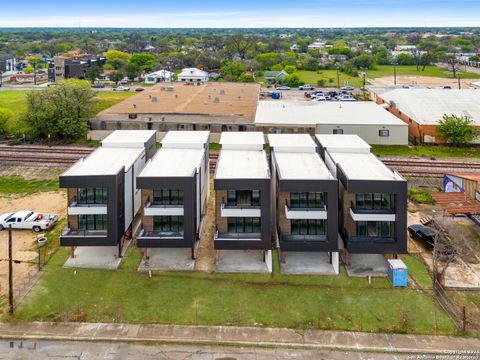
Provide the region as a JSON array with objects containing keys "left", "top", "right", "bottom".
[
  {"left": 290, "top": 192, "right": 325, "bottom": 209},
  {"left": 291, "top": 219, "right": 326, "bottom": 235},
  {"left": 153, "top": 216, "right": 184, "bottom": 233},
  {"left": 77, "top": 188, "right": 107, "bottom": 205},
  {"left": 152, "top": 189, "right": 184, "bottom": 205},
  {"left": 227, "top": 217, "right": 261, "bottom": 233},
  {"left": 226, "top": 190, "right": 260, "bottom": 206},
  {"left": 78, "top": 215, "right": 107, "bottom": 231},
  {"left": 356, "top": 221, "right": 392, "bottom": 238},
  {"left": 355, "top": 193, "right": 393, "bottom": 210}
]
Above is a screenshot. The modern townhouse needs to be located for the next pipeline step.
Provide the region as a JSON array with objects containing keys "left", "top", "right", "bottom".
[
  {"left": 101, "top": 130, "right": 157, "bottom": 160},
  {"left": 60, "top": 130, "right": 155, "bottom": 268},
  {"left": 214, "top": 132, "right": 272, "bottom": 272},
  {"left": 136, "top": 131, "right": 210, "bottom": 268},
  {"left": 316, "top": 134, "right": 407, "bottom": 274},
  {"left": 268, "top": 134, "right": 339, "bottom": 275}
]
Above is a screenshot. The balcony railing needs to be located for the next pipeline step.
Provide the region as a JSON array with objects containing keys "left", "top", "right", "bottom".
[
  {"left": 284, "top": 204, "right": 327, "bottom": 220},
  {"left": 346, "top": 235, "right": 396, "bottom": 244},
  {"left": 68, "top": 201, "right": 107, "bottom": 215},
  {"left": 137, "top": 229, "right": 184, "bottom": 240},
  {"left": 214, "top": 230, "right": 262, "bottom": 241},
  {"left": 281, "top": 234, "right": 327, "bottom": 242},
  {"left": 61, "top": 227, "right": 107, "bottom": 237},
  {"left": 220, "top": 203, "right": 261, "bottom": 217},
  {"left": 144, "top": 202, "right": 184, "bottom": 216},
  {"left": 349, "top": 201, "right": 396, "bottom": 221}
]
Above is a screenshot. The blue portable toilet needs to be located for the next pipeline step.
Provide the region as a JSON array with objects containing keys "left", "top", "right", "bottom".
[
  {"left": 387, "top": 259, "right": 408, "bottom": 287},
  {"left": 271, "top": 92, "right": 281, "bottom": 99}
]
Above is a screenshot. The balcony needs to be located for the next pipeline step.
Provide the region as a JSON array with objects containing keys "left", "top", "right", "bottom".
[
  {"left": 68, "top": 201, "right": 107, "bottom": 216},
  {"left": 280, "top": 233, "right": 327, "bottom": 242},
  {"left": 346, "top": 235, "right": 396, "bottom": 244},
  {"left": 220, "top": 203, "right": 261, "bottom": 218},
  {"left": 137, "top": 228, "right": 184, "bottom": 240},
  {"left": 349, "top": 202, "right": 395, "bottom": 222},
  {"left": 214, "top": 230, "right": 262, "bottom": 241},
  {"left": 61, "top": 227, "right": 107, "bottom": 238},
  {"left": 144, "top": 202, "right": 184, "bottom": 216},
  {"left": 285, "top": 204, "right": 327, "bottom": 220}
]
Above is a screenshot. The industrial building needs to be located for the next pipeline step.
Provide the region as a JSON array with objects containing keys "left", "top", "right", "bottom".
[
  {"left": 373, "top": 88, "right": 480, "bottom": 144},
  {"left": 59, "top": 130, "right": 155, "bottom": 269},
  {"left": 255, "top": 101, "right": 408, "bottom": 145},
  {"left": 136, "top": 131, "right": 210, "bottom": 270},
  {"left": 316, "top": 134, "right": 407, "bottom": 275},
  {"left": 214, "top": 132, "right": 272, "bottom": 273},
  {"left": 92, "top": 82, "right": 260, "bottom": 139},
  {"left": 52, "top": 55, "right": 106, "bottom": 82},
  {"left": 268, "top": 134, "right": 339, "bottom": 275}
]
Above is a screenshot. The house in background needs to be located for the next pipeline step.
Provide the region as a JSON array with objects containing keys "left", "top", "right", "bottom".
[
  {"left": 269, "top": 134, "right": 339, "bottom": 275},
  {"left": 316, "top": 134, "right": 407, "bottom": 277},
  {"left": 59, "top": 130, "right": 155, "bottom": 269},
  {"left": 0, "top": 54, "right": 16, "bottom": 72},
  {"left": 264, "top": 70, "right": 288, "bottom": 85},
  {"left": 136, "top": 131, "right": 210, "bottom": 270},
  {"left": 144, "top": 69, "right": 174, "bottom": 84},
  {"left": 177, "top": 67, "right": 209, "bottom": 83},
  {"left": 214, "top": 132, "right": 272, "bottom": 273},
  {"left": 53, "top": 55, "right": 106, "bottom": 82}
]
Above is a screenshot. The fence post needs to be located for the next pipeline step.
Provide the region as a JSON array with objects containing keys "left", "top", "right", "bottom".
[{"left": 462, "top": 306, "right": 467, "bottom": 333}]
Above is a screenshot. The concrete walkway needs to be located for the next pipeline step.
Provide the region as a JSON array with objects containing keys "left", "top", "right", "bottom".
[{"left": 0, "top": 322, "right": 478, "bottom": 355}]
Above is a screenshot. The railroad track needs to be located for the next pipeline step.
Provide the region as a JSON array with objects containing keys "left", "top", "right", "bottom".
[{"left": 0, "top": 145, "right": 94, "bottom": 167}]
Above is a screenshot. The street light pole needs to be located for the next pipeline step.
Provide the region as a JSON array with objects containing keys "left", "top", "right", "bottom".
[
  {"left": 393, "top": 59, "right": 397, "bottom": 86},
  {"left": 336, "top": 65, "right": 340, "bottom": 89}
]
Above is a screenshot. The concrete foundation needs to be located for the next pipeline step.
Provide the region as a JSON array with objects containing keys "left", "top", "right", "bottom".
[
  {"left": 280, "top": 252, "right": 338, "bottom": 275},
  {"left": 63, "top": 240, "right": 131, "bottom": 270},
  {"left": 345, "top": 253, "right": 388, "bottom": 277},
  {"left": 138, "top": 248, "right": 196, "bottom": 272},
  {"left": 216, "top": 250, "right": 271, "bottom": 273}
]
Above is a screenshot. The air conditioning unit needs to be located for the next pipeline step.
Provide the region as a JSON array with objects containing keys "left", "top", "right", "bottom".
[{"left": 151, "top": 96, "right": 157, "bottom": 102}]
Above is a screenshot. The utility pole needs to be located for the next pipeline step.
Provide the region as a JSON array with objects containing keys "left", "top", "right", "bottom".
[
  {"left": 393, "top": 58, "right": 397, "bottom": 86},
  {"left": 457, "top": 74, "right": 461, "bottom": 89},
  {"left": 335, "top": 65, "right": 340, "bottom": 89},
  {"left": 8, "top": 225, "right": 13, "bottom": 314}
]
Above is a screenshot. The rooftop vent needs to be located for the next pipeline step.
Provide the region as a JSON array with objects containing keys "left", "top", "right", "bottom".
[
  {"left": 214, "top": 97, "right": 220, "bottom": 103},
  {"left": 166, "top": 86, "right": 175, "bottom": 91},
  {"left": 220, "top": 89, "right": 225, "bottom": 95},
  {"left": 151, "top": 96, "right": 157, "bottom": 102}
]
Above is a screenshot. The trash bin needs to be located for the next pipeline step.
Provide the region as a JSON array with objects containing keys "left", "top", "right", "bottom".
[{"left": 387, "top": 259, "right": 407, "bottom": 287}]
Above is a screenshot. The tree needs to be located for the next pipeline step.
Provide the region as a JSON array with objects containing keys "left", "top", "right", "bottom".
[
  {"left": 396, "top": 53, "right": 415, "bottom": 65},
  {"left": 256, "top": 53, "right": 279, "bottom": 70},
  {"left": 85, "top": 65, "right": 102, "bottom": 83},
  {"left": 26, "top": 56, "right": 41, "bottom": 85},
  {"left": 238, "top": 73, "right": 255, "bottom": 82},
  {"left": 105, "top": 50, "right": 130, "bottom": 63},
  {"left": 352, "top": 54, "right": 376, "bottom": 70},
  {"left": 24, "top": 79, "right": 96, "bottom": 142},
  {"left": 225, "top": 35, "right": 256, "bottom": 60},
  {"left": 437, "top": 114, "right": 476, "bottom": 145},
  {"left": 220, "top": 61, "right": 248, "bottom": 80},
  {"left": 283, "top": 65, "right": 296, "bottom": 74},
  {"left": 0, "top": 108, "right": 12, "bottom": 136},
  {"left": 123, "top": 63, "right": 140, "bottom": 80},
  {"left": 130, "top": 53, "right": 156, "bottom": 69},
  {"left": 284, "top": 73, "right": 304, "bottom": 88},
  {"left": 109, "top": 71, "right": 125, "bottom": 83}
]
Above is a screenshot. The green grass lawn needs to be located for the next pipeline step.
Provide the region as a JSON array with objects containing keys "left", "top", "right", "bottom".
[
  {"left": 297, "top": 70, "right": 363, "bottom": 88},
  {"left": 8, "top": 246, "right": 455, "bottom": 335},
  {"left": 371, "top": 145, "right": 480, "bottom": 158},
  {"left": 0, "top": 176, "right": 59, "bottom": 195},
  {"left": 0, "top": 90, "right": 134, "bottom": 134}
]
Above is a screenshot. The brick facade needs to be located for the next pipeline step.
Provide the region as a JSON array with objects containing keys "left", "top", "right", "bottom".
[
  {"left": 278, "top": 191, "right": 291, "bottom": 235},
  {"left": 215, "top": 190, "right": 228, "bottom": 232}
]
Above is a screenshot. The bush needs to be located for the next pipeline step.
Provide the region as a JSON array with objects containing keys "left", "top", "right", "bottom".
[
  {"left": 437, "top": 114, "right": 476, "bottom": 145},
  {"left": 408, "top": 188, "right": 436, "bottom": 204},
  {"left": 0, "top": 108, "right": 12, "bottom": 136},
  {"left": 317, "top": 79, "right": 326, "bottom": 87},
  {"left": 238, "top": 73, "right": 255, "bottom": 82}
]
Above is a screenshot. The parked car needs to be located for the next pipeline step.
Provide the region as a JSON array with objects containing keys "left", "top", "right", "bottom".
[
  {"left": 312, "top": 95, "right": 327, "bottom": 101},
  {"left": 341, "top": 86, "right": 355, "bottom": 91},
  {"left": 408, "top": 224, "right": 436, "bottom": 248},
  {"left": 275, "top": 86, "right": 291, "bottom": 90},
  {"left": 328, "top": 91, "right": 339, "bottom": 97},
  {"left": 92, "top": 83, "right": 105, "bottom": 88},
  {"left": 120, "top": 78, "right": 129, "bottom": 85},
  {"left": 113, "top": 86, "right": 130, "bottom": 91},
  {"left": 0, "top": 210, "right": 58, "bottom": 232},
  {"left": 135, "top": 87, "right": 145, "bottom": 92},
  {"left": 299, "top": 84, "right": 315, "bottom": 90},
  {"left": 338, "top": 94, "right": 356, "bottom": 101}
]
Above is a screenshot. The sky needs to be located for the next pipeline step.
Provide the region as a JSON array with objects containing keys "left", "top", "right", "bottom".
[{"left": 1, "top": 0, "right": 480, "bottom": 28}]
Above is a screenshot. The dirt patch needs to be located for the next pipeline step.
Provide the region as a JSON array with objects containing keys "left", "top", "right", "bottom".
[
  {"left": 194, "top": 176, "right": 216, "bottom": 272},
  {"left": 0, "top": 191, "right": 66, "bottom": 296},
  {"left": 0, "top": 166, "right": 64, "bottom": 180},
  {"left": 370, "top": 75, "right": 477, "bottom": 88}
]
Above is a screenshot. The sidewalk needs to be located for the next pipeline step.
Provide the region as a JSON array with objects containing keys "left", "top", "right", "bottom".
[{"left": 0, "top": 322, "right": 479, "bottom": 355}]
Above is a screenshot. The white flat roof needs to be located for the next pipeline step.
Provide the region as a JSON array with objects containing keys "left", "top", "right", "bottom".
[
  {"left": 380, "top": 89, "right": 480, "bottom": 125},
  {"left": 215, "top": 150, "right": 269, "bottom": 179},
  {"left": 330, "top": 152, "right": 399, "bottom": 181},
  {"left": 316, "top": 134, "right": 371, "bottom": 153},
  {"left": 255, "top": 101, "right": 407, "bottom": 126},
  {"left": 161, "top": 131, "right": 209, "bottom": 149},
  {"left": 101, "top": 130, "right": 156, "bottom": 146},
  {"left": 274, "top": 152, "right": 333, "bottom": 180},
  {"left": 62, "top": 147, "right": 144, "bottom": 176},
  {"left": 139, "top": 148, "right": 204, "bottom": 177},
  {"left": 220, "top": 132, "right": 265, "bottom": 150},
  {"left": 267, "top": 134, "right": 317, "bottom": 152}
]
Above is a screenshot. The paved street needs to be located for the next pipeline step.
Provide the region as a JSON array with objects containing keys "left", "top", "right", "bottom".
[{"left": 0, "top": 340, "right": 420, "bottom": 360}]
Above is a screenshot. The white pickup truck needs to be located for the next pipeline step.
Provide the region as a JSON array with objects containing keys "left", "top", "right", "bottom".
[{"left": 0, "top": 210, "right": 58, "bottom": 232}]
